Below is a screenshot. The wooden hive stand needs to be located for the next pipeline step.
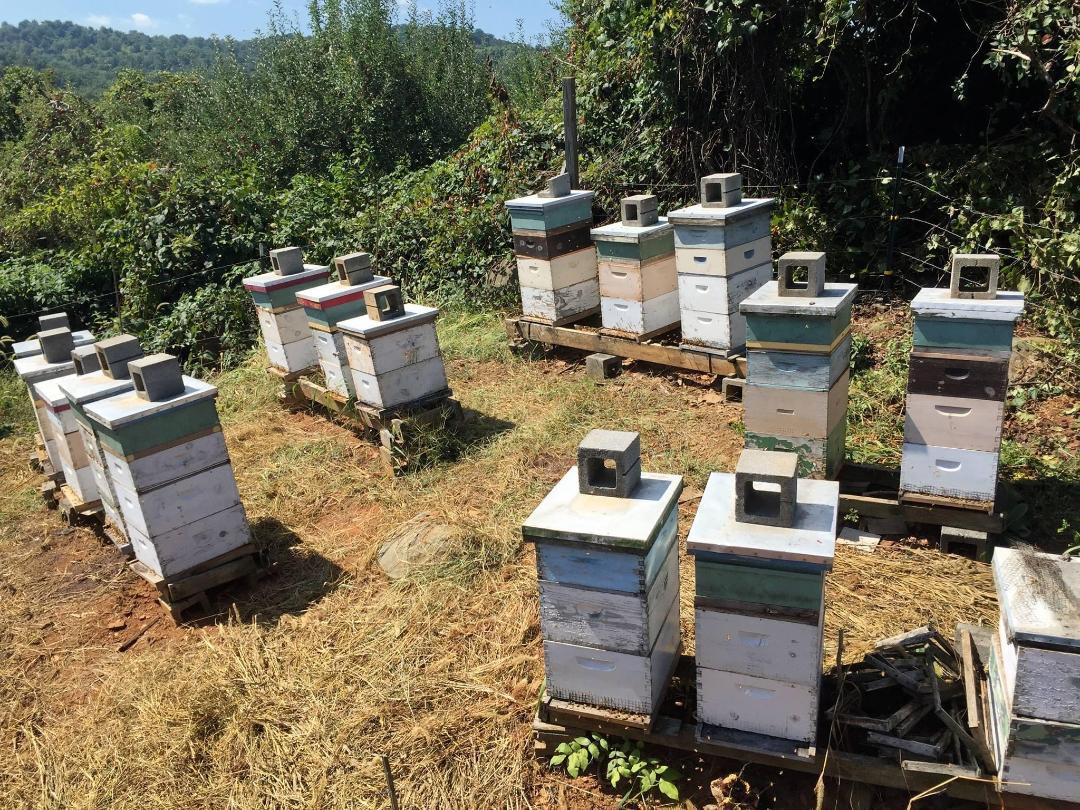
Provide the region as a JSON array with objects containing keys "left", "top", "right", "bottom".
[
  {"left": 276, "top": 373, "right": 464, "bottom": 474},
  {"left": 129, "top": 542, "right": 268, "bottom": 624},
  {"left": 55, "top": 484, "right": 103, "bottom": 528},
  {"left": 506, "top": 312, "right": 747, "bottom": 380}
]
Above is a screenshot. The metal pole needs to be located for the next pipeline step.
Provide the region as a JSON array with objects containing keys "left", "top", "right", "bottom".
[
  {"left": 562, "top": 77, "right": 579, "bottom": 188},
  {"left": 883, "top": 145, "right": 905, "bottom": 300}
]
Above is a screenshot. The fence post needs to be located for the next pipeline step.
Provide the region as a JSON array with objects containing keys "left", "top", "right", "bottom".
[
  {"left": 562, "top": 77, "right": 579, "bottom": 188},
  {"left": 883, "top": 145, "right": 905, "bottom": 300}
]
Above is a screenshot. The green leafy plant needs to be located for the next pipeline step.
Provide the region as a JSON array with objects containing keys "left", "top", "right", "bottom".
[
  {"left": 605, "top": 739, "right": 682, "bottom": 804},
  {"left": 549, "top": 733, "right": 607, "bottom": 778}
]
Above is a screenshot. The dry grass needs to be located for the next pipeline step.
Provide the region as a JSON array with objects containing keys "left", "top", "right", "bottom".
[{"left": 0, "top": 309, "right": 1002, "bottom": 809}]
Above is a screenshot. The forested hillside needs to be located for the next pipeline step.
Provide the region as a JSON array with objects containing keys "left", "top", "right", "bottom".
[{"left": 0, "top": 0, "right": 1076, "bottom": 386}]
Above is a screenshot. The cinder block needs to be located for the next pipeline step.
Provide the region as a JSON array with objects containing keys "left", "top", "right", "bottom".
[
  {"left": 621, "top": 194, "right": 659, "bottom": 227},
  {"left": 71, "top": 345, "right": 101, "bottom": 376},
  {"left": 577, "top": 429, "right": 642, "bottom": 498},
  {"left": 585, "top": 353, "right": 620, "bottom": 382},
  {"left": 269, "top": 246, "right": 304, "bottom": 276},
  {"left": 38, "top": 312, "right": 69, "bottom": 331},
  {"left": 365, "top": 284, "right": 406, "bottom": 322},
  {"left": 721, "top": 377, "right": 744, "bottom": 402},
  {"left": 538, "top": 173, "right": 572, "bottom": 199},
  {"left": 94, "top": 335, "right": 144, "bottom": 380},
  {"left": 128, "top": 353, "right": 185, "bottom": 402},
  {"left": 700, "top": 173, "right": 742, "bottom": 208},
  {"left": 334, "top": 251, "right": 374, "bottom": 286},
  {"left": 38, "top": 328, "right": 74, "bottom": 364},
  {"left": 950, "top": 253, "right": 1000, "bottom": 300},
  {"left": 939, "top": 526, "right": 992, "bottom": 562},
  {"left": 735, "top": 448, "right": 797, "bottom": 527},
  {"left": 778, "top": 251, "right": 826, "bottom": 297}
]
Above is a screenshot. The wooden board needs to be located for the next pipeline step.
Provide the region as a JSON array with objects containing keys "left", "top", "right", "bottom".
[{"left": 506, "top": 316, "right": 747, "bottom": 377}]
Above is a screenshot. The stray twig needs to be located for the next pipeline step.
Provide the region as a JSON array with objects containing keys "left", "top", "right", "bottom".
[
  {"left": 380, "top": 754, "right": 399, "bottom": 810},
  {"left": 117, "top": 617, "right": 160, "bottom": 652}
]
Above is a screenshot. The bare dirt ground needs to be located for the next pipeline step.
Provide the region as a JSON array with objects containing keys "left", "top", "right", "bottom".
[{"left": 0, "top": 307, "right": 1074, "bottom": 809}]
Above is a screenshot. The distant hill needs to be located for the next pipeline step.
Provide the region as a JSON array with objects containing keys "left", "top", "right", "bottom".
[{"left": 0, "top": 19, "right": 529, "bottom": 98}]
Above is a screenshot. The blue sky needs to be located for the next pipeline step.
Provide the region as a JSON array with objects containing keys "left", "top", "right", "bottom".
[{"left": 0, "top": 1, "right": 565, "bottom": 41}]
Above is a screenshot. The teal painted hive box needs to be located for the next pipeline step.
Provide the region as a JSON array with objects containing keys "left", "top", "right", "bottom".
[
  {"left": 295, "top": 275, "right": 391, "bottom": 331},
  {"left": 505, "top": 190, "right": 594, "bottom": 233},
  {"left": 243, "top": 264, "right": 330, "bottom": 312},
  {"left": 740, "top": 281, "right": 857, "bottom": 352},
  {"left": 910, "top": 288, "right": 1024, "bottom": 354},
  {"left": 667, "top": 198, "right": 774, "bottom": 251},
  {"left": 591, "top": 219, "right": 674, "bottom": 264}
]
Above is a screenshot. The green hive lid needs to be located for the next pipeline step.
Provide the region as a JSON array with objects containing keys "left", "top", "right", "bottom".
[
  {"left": 83, "top": 376, "right": 217, "bottom": 429},
  {"left": 740, "top": 281, "right": 858, "bottom": 318},
  {"left": 994, "top": 547, "right": 1080, "bottom": 651},
  {"left": 13, "top": 353, "right": 74, "bottom": 383},
  {"left": 666, "top": 197, "right": 774, "bottom": 226},
  {"left": 336, "top": 303, "right": 439, "bottom": 340},
  {"left": 505, "top": 189, "right": 594, "bottom": 212},
  {"left": 58, "top": 371, "right": 134, "bottom": 406},
  {"left": 911, "top": 288, "right": 1024, "bottom": 321},
  {"left": 521, "top": 467, "right": 683, "bottom": 553},
  {"left": 687, "top": 472, "right": 838, "bottom": 569},
  {"left": 591, "top": 217, "right": 672, "bottom": 243},
  {"left": 242, "top": 264, "right": 329, "bottom": 292}
]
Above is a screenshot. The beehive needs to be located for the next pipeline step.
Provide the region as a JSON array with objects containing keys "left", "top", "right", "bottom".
[
  {"left": 592, "top": 196, "right": 679, "bottom": 338},
  {"left": 14, "top": 328, "right": 78, "bottom": 474},
  {"left": 294, "top": 260, "right": 391, "bottom": 398},
  {"left": 899, "top": 254, "right": 1023, "bottom": 510},
  {"left": 687, "top": 449, "right": 837, "bottom": 744},
  {"left": 505, "top": 176, "right": 598, "bottom": 324},
  {"left": 242, "top": 247, "right": 329, "bottom": 374},
  {"left": 81, "top": 355, "right": 248, "bottom": 578},
  {"left": 667, "top": 175, "right": 774, "bottom": 353},
  {"left": 522, "top": 431, "right": 683, "bottom": 715},
  {"left": 987, "top": 548, "right": 1080, "bottom": 802},
  {"left": 336, "top": 286, "right": 447, "bottom": 409},
  {"left": 738, "top": 258, "right": 857, "bottom": 479}
]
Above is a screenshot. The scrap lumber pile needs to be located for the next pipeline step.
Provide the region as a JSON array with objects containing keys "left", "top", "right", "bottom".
[{"left": 827, "top": 626, "right": 994, "bottom": 773}]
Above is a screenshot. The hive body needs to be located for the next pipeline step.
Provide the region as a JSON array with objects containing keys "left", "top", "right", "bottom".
[{"left": 243, "top": 263, "right": 329, "bottom": 374}]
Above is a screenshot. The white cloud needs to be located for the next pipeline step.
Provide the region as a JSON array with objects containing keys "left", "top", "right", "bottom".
[
  {"left": 130, "top": 12, "right": 157, "bottom": 30},
  {"left": 86, "top": 14, "right": 111, "bottom": 27}
]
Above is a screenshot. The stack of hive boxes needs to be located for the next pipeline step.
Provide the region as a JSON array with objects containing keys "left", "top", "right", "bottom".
[
  {"left": 33, "top": 346, "right": 103, "bottom": 504},
  {"left": 505, "top": 174, "right": 598, "bottom": 325},
  {"left": 14, "top": 326, "right": 79, "bottom": 475},
  {"left": 591, "top": 195, "right": 679, "bottom": 338},
  {"left": 337, "top": 284, "right": 448, "bottom": 410},
  {"left": 900, "top": 254, "right": 1023, "bottom": 511},
  {"left": 12, "top": 312, "right": 94, "bottom": 359},
  {"left": 243, "top": 246, "right": 329, "bottom": 375},
  {"left": 739, "top": 253, "right": 856, "bottom": 479},
  {"left": 668, "top": 174, "right": 774, "bottom": 353},
  {"left": 687, "top": 449, "right": 837, "bottom": 746},
  {"left": 80, "top": 353, "right": 249, "bottom": 579},
  {"left": 58, "top": 336, "right": 146, "bottom": 540},
  {"left": 522, "top": 431, "right": 683, "bottom": 716},
  {"left": 295, "top": 252, "right": 391, "bottom": 398},
  {"left": 987, "top": 547, "right": 1080, "bottom": 802}
]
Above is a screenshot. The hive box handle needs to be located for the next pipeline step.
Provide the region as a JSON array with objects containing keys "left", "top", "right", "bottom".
[{"left": 576, "top": 658, "right": 616, "bottom": 672}]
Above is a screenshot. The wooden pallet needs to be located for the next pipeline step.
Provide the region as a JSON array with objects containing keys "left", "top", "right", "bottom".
[
  {"left": 55, "top": 484, "right": 103, "bottom": 527},
  {"left": 506, "top": 314, "right": 747, "bottom": 378},
  {"left": 534, "top": 651, "right": 1074, "bottom": 809},
  {"left": 838, "top": 462, "right": 1006, "bottom": 534},
  {"left": 278, "top": 375, "right": 464, "bottom": 473},
  {"left": 266, "top": 364, "right": 319, "bottom": 383},
  {"left": 520, "top": 306, "right": 601, "bottom": 329},
  {"left": 128, "top": 542, "right": 267, "bottom": 624}
]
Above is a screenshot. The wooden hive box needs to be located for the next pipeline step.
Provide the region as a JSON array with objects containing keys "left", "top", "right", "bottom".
[
  {"left": 244, "top": 264, "right": 330, "bottom": 373},
  {"left": 987, "top": 548, "right": 1080, "bottom": 802},
  {"left": 522, "top": 466, "right": 684, "bottom": 715},
  {"left": 14, "top": 352, "right": 77, "bottom": 473},
  {"left": 336, "top": 304, "right": 449, "bottom": 410},
  {"left": 910, "top": 289, "right": 1024, "bottom": 355},
  {"left": 512, "top": 223, "right": 593, "bottom": 261},
  {"left": 34, "top": 377, "right": 98, "bottom": 503},
  {"left": 687, "top": 471, "right": 838, "bottom": 744},
  {"left": 505, "top": 189, "right": 594, "bottom": 234},
  {"left": 667, "top": 198, "right": 773, "bottom": 252},
  {"left": 592, "top": 218, "right": 679, "bottom": 337}
]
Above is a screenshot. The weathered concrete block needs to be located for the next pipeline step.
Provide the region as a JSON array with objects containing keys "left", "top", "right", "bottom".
[
  {"left": 778, "top": 251, "right": 826, "bottom": 298},
  {"left": 128, "top": 353, "right": 185, "bottom": 402},
  {"left": 940, "top": 525, "right": 992, "bottom": 562},
  {"left": 735, "top": 448, "right": 797, "bottom": 527},
  {"left": 39, "top": 312, "right": 70, "bottom": 331},
  {"left": 700, "top": 173, "right": 742, "bottom": 208},
  {"left": 621, "top": 194, "right": 659, "bottom": 227},
  {"left": 365, "top": 284, "right": 406, "bottom": 322},
  {"left": 721, "top": 376, "right": 744, "bottom": 402},
  {"left": 94, "top": 335, "right": 144, "bottom": 380},
  {"left": 269, "top": 246, "right": 304, "bottom": 276},
  {"left": 950, "top": 253, "right": 1000, "bottom": 300},
  {"left": 71, "top": 345, "right": 101, "bottom": 376},
  {"left": 585, "top": 352, "right": 620, "bottom": 382},
  {"left": 577, "top": 429, "right": 642, "bottom": 498},
  {"left": 334, "top": 251, "right": 374, "bottom": 286},
  {"left": 38, "top": 328, "right": 74, "bottom": 364},
  {"left": 538, "top": 173, "right": 572, "bottom": 199}
]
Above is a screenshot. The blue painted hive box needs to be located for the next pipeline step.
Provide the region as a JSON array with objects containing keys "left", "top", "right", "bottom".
[
  {"left": 522, "top": 430, "right": 683, "bottom": 716},
  {"left": 505, "top": 189, "right": 594, "bottom": 234}
]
